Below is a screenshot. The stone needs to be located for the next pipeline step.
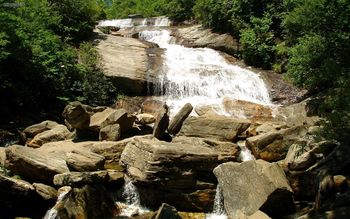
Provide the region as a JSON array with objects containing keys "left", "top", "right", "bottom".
[
  {"left": 236, "top": 210, "right": 271, "bottom": 219},
  {"left": 246, "top": 126, "right": 308, "bottom": 162},
  {"left": 222, "top": 98, "right": 272, "bottom": 120},
  {"left": 96, "top": 34, "right": 162, "bottom": 95},
  {"left": 194, "top": 105, "right": 221, "bottom": 116},
  {"left": 27, "top": 124, "right": 73, "bottom": 148},
  {"left": 53, "top": 171, "right": 109, "bottom": 187},
  {"left": 141, "top": 99, "right": 166, "bottom": 115},
  {"left": 32, "top": 183, "right": 58, "bottom": 201},
  {"left": 23, "top": 120, "right": 59, "bottom": 139},
  {"left": 288, "top": 150, "right": 318, "bottom": 171},
  {"left": 0, "top": 147, "right": 5, "bottom": 166},
  {"left": 136, "top": 113, "right": 156, "bottom": 125},
  {"left": 214, "top": 160, "right": 295, "bottom": 218},
  {"left": 62, "top": 101, "right": 92, "bottom": 130},
  {"left": 179, "top": 115, "right": 251, "bottom": 142},
  {"left": 99, "top": 123, "right": 121, "bottom": 141},
  {"left": 168, "top": 103, "right": 193, "bottom": 135},
  {"left": 310, "top": 140, "right": 339, "bottom": 156},
  {"left": 154, "top": 203, "right": 181, "bottom": 219},
  {"left": 153, "top": 106, "right": 169, "bottom": 140},
  {"left": 333, "top": 175, "right": 348, "bottom": 193},
  {"left": 106, "top": 108, "right": 136, "bottom": 132},
  {"left": 50, "top": 185, "right": 116, "bottom": 219},
  {"left": 89, "top": 108, "right": 117, "bottom": 131},
  {"left": 178, "top": 212, "right": 206, "bottom": 219},
  {"left": 66, "top": 150, "right": 105, "bottom": 172},
  {"left": 5, "top": 145, "right": 69, "bottom": 184}
]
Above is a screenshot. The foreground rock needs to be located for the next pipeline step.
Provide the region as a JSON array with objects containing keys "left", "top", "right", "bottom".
[
  {"left": 222, "top": 98, "right": 272, "bottom": 120},
  {"left": 120, "top": 137, "right": 220, "bottom": 211},
  {"left": 23, "top": 120, "right": 60, "bottom": 139},
  {"left": 179, "top": 115, "right": 251, "bottom": 141},
  {"left": 96, "top": 34, "right": 163, "bottom": 95},
  {"left": 66, "top": 150, "right": 105, "bottom": 172},
  {"left": 214, "top": 160, "right": 295, "bottom": 218},
  {"left": 168, "top": 103, "right": 193, "bottom": 135},
  {"left": 27, "top": 124, "right": 73, "bottom": 148},
  {"left": 5, "top": 145, "right": 69, "bottom": 184}
]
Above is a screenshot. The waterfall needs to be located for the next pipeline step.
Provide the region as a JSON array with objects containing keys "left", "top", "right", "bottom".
[
  {"left": 237, "top": 141, "right": 256, "bottom": 161},
  {"left": 206, "top": 185, "right": 227, "bottom": 219},
  {"left": 43, "top": 187, "right": 71, "bottom": 219},
  {"left": 116, "top": 180, "right": 148, "bottom": 217},
  {"left": 98, "top": 16, "right": 171, "bottom": 29},
  {"left": 139, "top": 30, "right": 272, "bottom": 116}
]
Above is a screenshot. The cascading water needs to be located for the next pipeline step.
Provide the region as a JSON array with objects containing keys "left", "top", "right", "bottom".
[
  {"left": 98, "top": 16, "right": 171, "bottom": 29},
  {"left": 206, "top": 185, "right": 227, "bottom": 219},
  {"left": 238, "top": 141, "right": 256, "bottom": 162},
  {"left": 139, "top": 30, "right": 272, "bottom": 116},
  {"left": 116, "top": 180, "right": 148, "bottom": 217}
]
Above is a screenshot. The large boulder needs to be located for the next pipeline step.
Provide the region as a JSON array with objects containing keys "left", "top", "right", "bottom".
[
  {"left": 222, "top": 98, "right": 272, "bottom": 120},
  {"left": 89, "top": 108, "right": 117, "bottom": 131},
  {"left": 23, "top": 120, "right": 59, "bottom": 139},
  {"left": 62, "top": 101, "right": 92, "bottom": 130},
  {"left": 179, "top": 115, "right": 251, "bottom": 142},
  {"left": 53, "top": 171, "right": 109, "bottom": 187},
  {"left": 4, "top": 145, "right": 69, "bottom": 184},
  {"left": 66, "top": 150, "right": 105, "bottom": 172},
  {"left": 32, "top": 183, "right": 58, "bottom": 202},
  {"left": 27, "top": 124, "right": 73, "bottom": 148},
  {"left": 96, "top": 34, "right": 163, "bottom": 95},
  {"left": 168, "top": 103, "right": 193, "bottom": 135},
  {"left": 214, "top": 160, "right": 295, "bottom": 218},
  {"left": 246, "top": 126, "right": 308, "bottom": 162},
  {"left": 99, "top": 124, "right": 121, "bottom": 141}
]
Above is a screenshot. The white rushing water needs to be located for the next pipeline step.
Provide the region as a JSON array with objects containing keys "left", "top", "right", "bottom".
[
  {"left": 139, "top": 30, "right": 272, "bottom": 116},
  {"left": 116, "top": 180, "right": 149, "bottom": 217},
  {"left": 237, "top": 141, "right": 256, "bottom": 162},
  {"left": 98, "top": 16, "right": 171, "bottom": 29},
  {"left": 44, "top": 187, "right": 71, "bottom": 219},
  {"left": 206, "top": 185, "right": 227, "bottom": 219}
]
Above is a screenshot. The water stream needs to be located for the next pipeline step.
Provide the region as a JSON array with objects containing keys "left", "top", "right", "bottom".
[{"left": 139, "top": 30, "right": 272, "bottom": 116}]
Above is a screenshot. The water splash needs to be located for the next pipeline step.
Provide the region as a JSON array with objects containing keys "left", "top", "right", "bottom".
[
  {"left": 44, "top": 187, "right": 71, "bottom": 219},
  {"left": 139, "top": 30, "right": 272, "bottom": 116},
  {"left": 238, "top": 141, "right": 256, "bottom": 161},
  {"left": 206, "top": 185, "right": 227, "bottom": 219},
  {"left": 116, "top": 180, "right": 148, "bottom": 217}
]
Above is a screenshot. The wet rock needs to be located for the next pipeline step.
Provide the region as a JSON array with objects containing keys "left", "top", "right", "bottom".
[
  {"left": 53, "top": 171, "right": 109, "bottom": 187},
  {"left": 32, "top": 183, "right": 57, "bottom": 201},
  {"left": 136, "top": 113, "right": 156, "bottom": 125},
  {"left": 66, "top": 150, "right": 105, "bottom": 172},
  {"left": 96, "top": 34, "right": 162, "bottom": 95},
  {"left": 99, "top": 123, "right": 121, "bottom": 141},
  {"left": 168, "top": 103, "right": 193, "bottom": 135},
  {"left": 246, "top": 126, "right": 308, "bottom": 162},
  {"left": 154, "top": 203, "right": 181, "bottom": 219},
  {"left": 5, "top": 145, "right": 69, "bottom": 184},
  {"left": 222, "top": 98, "right": 272, "bottom": 120},
  {"left": 236, "top": 210, "right": 272, "bottom": 219},
  {"left": 214, "top": 160, "right": 295, "bottom": 218},
  {"left": 62, "top": 101, "right": 92, "bottom": 130},
  {"left": 23, "top": 120, "right": 59, "bottom": 139},
  {"left": 27, "top": 124, "right": 73, "bottom": 148},
  {"left": 153, "top": 106, "right": 169, "bottom": 140},
  {"left": 51, "top": 185, "right": 116, "bottom": 219},
  {"left": 178, "top": 212, "right": 206, "bottom": 219},
  {"left": 179, "top": 115, "right": 251, "bottom": 142}
]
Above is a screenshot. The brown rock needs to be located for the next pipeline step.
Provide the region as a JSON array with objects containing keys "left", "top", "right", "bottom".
[
  {"left": 154, "top": 203, "right": 181, "bottom": 219},
  {"left": 89, "top": 108, "right": 117, "bottom": 131},
  {"left": 99, "top": 124, "right": 121, "bottom": 141},
  {"left": 53, "top": 171, "right": 109, "bottom": 187},
  {"left": 62, "top": 101, "right": 91, "bottom": 130},
  {"left": 136, "top": 113, "right": 156, "bottom": 125},
  {"left": 32, "top": 183, "right": 57, "bottom": 201},
  {"left": 23, "top": 120, "right": 59, "bottom": 139},
  {"left": 141, "top": 99, "right": 165, "bottom": 115},
  {"left": 222, "top": 98, "right": 272, "bottom": 120},
  {"left": 153, "top": 106, "right": 169, "bottom": 140},
  {"left": 168, "top": 103, "right": 193, "bottom": 135},
  {"left": 27, "top": 125, "right": 73, "bottom": 148},
  {"left": 66, "top": 150, "right": 105, "bottom": 172}
]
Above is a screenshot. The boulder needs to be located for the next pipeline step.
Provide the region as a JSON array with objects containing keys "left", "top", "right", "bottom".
[
  {"left": 214, "top": 160, "right": 295, "bottom": 218},
  {"left": 48, "top": 185, "right": 116, "bottom": 219},
  {"left": 179, "top": 115, "right": 251, "bottom": 142},
  {"left": 136, "top": 113, "right": 156, "bottom": 125},
  {"left": 23, "top": 120, "right": 59, "bottom": 139},
  {"left": 5, "top": 145, "right": 69, "bottom": 184},
  {"left": 89, "top": 108, "right": 117, "bottom": 131},
  {"left": 66, "top": 150, "right": 105, "bottom": 172},
  {"left": 96, "top": 34, "right": 162, "bottom": 95},
  {"left": 153, "top": 106, "right": 169, "bottom": 140},
  {"left": 32, "top": 183, "right": 57, "bottom": 201},
  {"left": 194, "top": 105, "right": 221, "bottom": 116},
  {"left": 333, "top": 175, "right": 348, "bottom": 193},
  {"left": 168, "top": 103, "right": 193, "bottom": 135},
  {"left": 288, "top": 150, "right": 318, "bottom": 171},
  {"left": 0, "top": 147, "right": 5, "bottom": 166},
  {"left": 141, "top": 99, "right": 166, "bottom": 115},
  {"left": 222, "top": 98, "right": 272, "bottom": 120},
  {"left": 27, "top": 124, "right": 73, "bottom": 148},
  {"left": 99, "top": 124, "right": 121, "bottom": 141},
  {"left": 105, "top": 108, "right": 136, "bottom": 132},
  {"left": 246, "top": 126, "right": 308, "bottom": 162},
  {"left": 154, "top": 203, "right": 181, "bottom": 219},
  {"left": 62, "top": 101, "right": 92, "bottom": 130},
  {"left": 53, "top": 171, "right": 109, "bottom": 187}
]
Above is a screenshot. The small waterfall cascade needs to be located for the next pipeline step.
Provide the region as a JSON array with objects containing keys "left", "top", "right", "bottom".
[
  {"left": 139, "top": 30, "right": 272, "bottom": 116},
  {"left": 206, "top": 185, "right": 227, "bottom": 219},
  {"left": 116, "top": 180, "right": 148, "bottom": 217},
  {"left": 44, "top": 187, "right": 71, "bottom": 219},
  {"left": 98, "top": 16, "right": 171, "bottom": 29},
  {"left": 237, "top": 141, "right": 256, "bottom": 162}
]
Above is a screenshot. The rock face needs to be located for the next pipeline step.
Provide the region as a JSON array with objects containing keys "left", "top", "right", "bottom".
[
  {"left": 62, "top": 101, "right": 92, "bottom": 130},
  {"left": 53, "top": 171, "right": 109, "bottom": 187},
  {"left": 5, "top": 145, "right": 69, "bottom": 184},
  {"left": 222, "top": 98, "right": 272, "bottom": 120},
  {"left": 96, "top": 34, "right": 163, "bottom": 95},
  {"left": 214, "top": 160, "right": 295, "bottom": 218},
  {"left": 168, "top": 103, "right": 193, "bottom": 135},
  {"left": 23, "top": 120, "right": 59, "bottom": 139},
  {"left": 120, "top": 137, "right": 220, "bottom": 211},
  {"left": 66, "top": 150, "right": 105, "bottom": 172},
  {"left": 173, "top": 25, "right": 240, "bottom": 56},
  {"left": 27, "top": 124, "right": 73, "bottom": 148},
  {"left": 153, "top": 106, "right": 169, "bottom": 140},
  {"left": 179, "top": 115, "right": 251, "bottom": 141},
  {"left": 99, "top": 123, "right": 121, "bottom": 141}
]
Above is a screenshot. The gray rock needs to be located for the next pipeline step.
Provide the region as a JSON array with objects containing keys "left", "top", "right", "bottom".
[
  {"left": 99, "top": 124, "right": 121, "bottom": 141},
  {"left": 27, "top": 125, "right": 73, "bottom": 148},
  {"left": 154, "top": 203, "right": 181, "bottom": 219},
  {"left": 136, "top": 113, "right": 156, "bottom": 125},
  {"left": 288, "top": 151, "right": 318, "bottom": 171},
  {"left": 168, "top": 103, "right": 193, "bottom": 135},
  {"left": 179, "top": 115, "right": 251, "bottom": 141},
  {"left": 89, "top": 108, "right": 117, "bottom": 131},
  {"left": 66, "top": 150, "right": 105, "bottom": 172},
  {"left": 5, "top": 145, "right": 69, "bottom": 184},
  {"left": 153, "top": 106, "right": 169, "bottom": 140},
  {"left": 23, "top": 120, "right": 59, "bottom": 139},
  {"left": 214, "top": 160, "right": 295, "bottom": 218},
  {"left": 33, "top": 183, "right": 58, "bottom": 201}
]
